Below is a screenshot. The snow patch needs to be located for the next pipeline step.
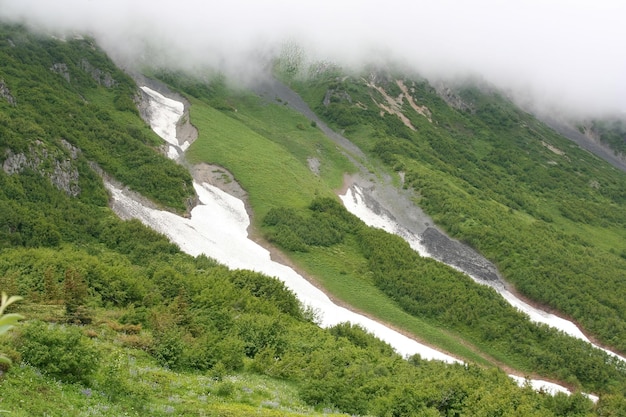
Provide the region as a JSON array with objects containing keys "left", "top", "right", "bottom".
[
  {"left": 140, "top": 86, "right": 188, "bottom": 157},
  {"left": 340, "top": 185, "right": 430, "bottom": 256}
]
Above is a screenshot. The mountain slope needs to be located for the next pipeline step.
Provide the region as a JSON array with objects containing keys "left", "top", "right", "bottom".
[
  {"left": 284, "top": 66, "right": 626, "bottom": 354},
  {"left": 167, "top": 71, "right": 626, "bottom": 393},
  {"left": 2, "top": 24, "right": 626, "bottom": 415}
]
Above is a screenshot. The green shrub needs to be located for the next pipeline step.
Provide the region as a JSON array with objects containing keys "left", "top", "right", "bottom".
[
  {"left": 18, "top": 320, "right": 99, "bottom": 384},
  {"left": 151, "top": 327, "right": 185, "bottom": 369}
]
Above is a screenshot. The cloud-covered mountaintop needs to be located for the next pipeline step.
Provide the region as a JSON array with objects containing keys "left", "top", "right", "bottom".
[{"left": 1, "top": 0, "right": 624, "bottom": 117}]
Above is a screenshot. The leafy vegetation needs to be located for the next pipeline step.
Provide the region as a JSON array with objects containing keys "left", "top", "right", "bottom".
[
  {"left": 0, "top": 24, "right": 193, "bottom": 212},
  {"left": 264, "top": 197, "right": 626, "bottom": 393},
  {"left": 0, "top": 292, "right": 22, "bottom": 365},
  {"left": 288, "top": 66, "right": 626, "bottom": 358},
  {"left": 3, "top": 22, "right": 626, "bottom": 415},
  {"left": 588, "top": 117, "right": 626, "bottom": 157}
]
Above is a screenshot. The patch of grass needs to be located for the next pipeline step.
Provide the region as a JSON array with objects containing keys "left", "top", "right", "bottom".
[
  {"left": 0, "top": 324, "right": 342, "bottom": 417},
  {"left": 186, "top": 100, "right": 336, "bottom": 221},
  {"left": 291, "top": 241, "right": 492, "bottom": 366},
  {"left": 228, "top": 93, "right": 355, "bottom": 190}
]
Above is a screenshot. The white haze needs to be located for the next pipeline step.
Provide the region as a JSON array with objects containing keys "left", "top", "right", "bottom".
[{"left": 1, "top": 0, "right": 625, "bottom": 117}]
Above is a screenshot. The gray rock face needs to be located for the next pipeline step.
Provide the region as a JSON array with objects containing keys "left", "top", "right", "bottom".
[
  {"left": 0, "top": 79, "right": 16, "bottom": 106},
  {"left": 81, "top": 59, "right": 116, "bottom": 88},
  {"left": 136, "top": 88, "right": 154, "bottom": 124},
  {"left": 433, "top": 82, "right": 475, "bottom": 112},
  {"left": 420, "top": 227, "right": 502, "bottom": 285},
  {"left": 3, "top": 140, "right": 81, "bottom": 197},
  {"left": 50, "top": 63, "right": 71, "bottom": 83}
]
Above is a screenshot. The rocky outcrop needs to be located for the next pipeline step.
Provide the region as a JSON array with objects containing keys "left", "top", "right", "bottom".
[
  {"left": 323, "top": 88, "right": 352, "bottom": 106},
  {"left": 81, "top": 59, "right": 116, "bottom": 88},
  {"left": 176, "top": 107, "right": 198, "bottom": 145},
  {"left": 0, "top": 79, "right": 16, "bottom": 106},
  {"left": 136, "top": 88, "right": 154, "bottom": 126},
  {"left": 433, "top": 82, "right": 475, "bottom": 112},
  {"left": 3, "top": 140, "right": 81, "bottom": 196},
  {"left": 50, "top": 63, "right": 70, "bottom": 83}
]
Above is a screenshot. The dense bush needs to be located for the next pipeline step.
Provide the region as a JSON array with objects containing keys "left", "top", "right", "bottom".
[
  {"left": 293, "top": 68, "right": 626, "bottom": 359},
  {"left": 3, "top": 24, "right": 626, "bottom": 415},
  {"left": 263, "top": 197, "right": 360, "bottom": 252},
  {"left": 18, "top": 321, "right": 99, "bottom": 384},
  {"left": 0, "top": 24, "right": 194, "bottom": 212}
]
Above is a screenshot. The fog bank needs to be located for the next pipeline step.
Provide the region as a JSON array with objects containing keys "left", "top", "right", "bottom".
[{"left": 1, "top": 0, "right": 625, "bottom": 117}]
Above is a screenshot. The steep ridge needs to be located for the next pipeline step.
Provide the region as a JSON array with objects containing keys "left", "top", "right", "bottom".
[{"left": 539, "top": 115, "right": 626, "bottom": 173}]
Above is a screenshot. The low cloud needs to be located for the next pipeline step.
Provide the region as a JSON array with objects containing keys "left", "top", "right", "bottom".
[{"left": 1, "top": 0, "right": 625, "bottom": 117}]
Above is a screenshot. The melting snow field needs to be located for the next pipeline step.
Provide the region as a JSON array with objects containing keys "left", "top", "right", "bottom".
[
  {"left": 107, "top": 85, "right": 606, "bottom": 401},
  {"left": 140, "top": 86, "right": 189, "bottom": 159}
]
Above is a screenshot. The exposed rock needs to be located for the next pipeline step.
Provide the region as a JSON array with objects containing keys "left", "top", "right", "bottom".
[
  {"left": 434, "top": 84, "right": 474, "bottom": 112},
  {"left": 0, "top": 79, "right": 16, "bottom": 106},
  {"left": 421, "top": 227, "right": 503, "bottom": 285},
  {"left": 81, "top": 59, "right": 116, "bottom": 88},
  {"left": 176, "top": 109, "right": 198, "bottom": 146},
  {"left": 323, "top": 88, "right": 352, "bottom": 107},
  {"left": 366, "top": 80, "right": 417, "bottom": 130},
  {"left": 2, "top": 151, "right": 28, "bottom": 175},
  {"left": 50, "top": 158, "right": 80, "bottom": 196},
  {"left": 3, "top": 141, "right": 81, "bottom": 196},
  {"left": 395, "top": 80, "right": 432, "bottom": 122},
  {"left": 307, "top": 156, "right": 320, "bottom": 175},
  {"left": 191, "top": 163, "right": 247, "bottom": 201},
  {"left": 50, "top": 63, "right": 70, "bottom": 83},
  {"left": 60, "top": 138, "right": 80, "bottom": 159},
  {"left": 136, "top": 88, "right": 153, "bottom": 123}
]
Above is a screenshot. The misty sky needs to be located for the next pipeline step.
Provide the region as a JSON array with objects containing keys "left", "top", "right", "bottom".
[{"left": 0, "top": 0, "right": 624, "bottom": 117}]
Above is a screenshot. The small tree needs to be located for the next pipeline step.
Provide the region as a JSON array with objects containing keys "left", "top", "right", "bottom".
[
  {"left": 0, "top": 292, "right": 23, "bottom": 365},
  {"left": 63, "top": 268, "right": 90, "bottom": 324}
]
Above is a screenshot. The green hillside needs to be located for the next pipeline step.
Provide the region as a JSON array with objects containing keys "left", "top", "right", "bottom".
[
  {"left": 285, "top": 66, "right": 626, "bottom": 354},
  {"left": 164, "top": 71, "right": 626, "bottom": 394},
  {"left": 2, "top": 23, "right": 626, "bottom": 415}
]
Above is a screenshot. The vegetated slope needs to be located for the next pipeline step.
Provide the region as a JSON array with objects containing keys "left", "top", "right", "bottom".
[
  {"left": 286, "top": 65, "right": 626, "bottom": 354},
  {"left": 157, "top": 66, "right": 626, "bottom": 398},
  {"left": 0, "top": 25, "right": 613, "bottom": 416},
  {"left": 585, "top": 117, "right": 626, "bottom": 160},
  {"left": 0, "top": 26, "right": 194, "bottom": 213}
]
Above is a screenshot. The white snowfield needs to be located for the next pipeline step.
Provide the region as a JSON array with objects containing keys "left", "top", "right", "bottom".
[
  {"left": 107, "top": 86, "right": 602, "bottom": 401},
  {"left": 140, "top": 87, "right": 189, "bottom": 158}
]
